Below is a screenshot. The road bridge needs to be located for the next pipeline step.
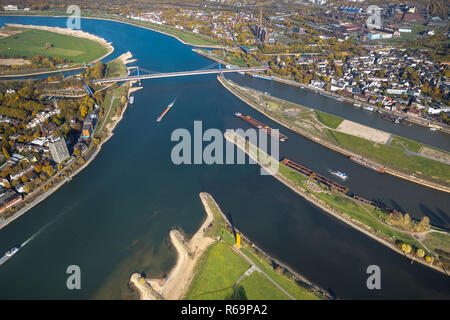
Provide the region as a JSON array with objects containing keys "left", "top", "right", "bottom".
[{"left": 93, "top": 66, "right": 269, "bottom": 84}]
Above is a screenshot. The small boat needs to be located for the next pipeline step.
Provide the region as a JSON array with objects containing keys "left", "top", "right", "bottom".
[
  {"left": 129, "top": 96, "right": 134, "bottom": 104},
  {"left": 429, "top": 127, "right": 437, "bottom": 131},
  {"left": 363, "top": 105, "right": 374, "bottom": 112},
  {"left": 353, "top": 103, "right": 362, "bottom": 108},
  {"left": 330, "top": 169, "right": 348, "bottom": 180},
  {"left": 0, "top": 246, "right": 20, "bottom": 267}
]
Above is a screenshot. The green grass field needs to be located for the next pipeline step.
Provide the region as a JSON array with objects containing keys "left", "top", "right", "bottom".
[
  {"left": 95, "top": 85, "right": 128, "bottom": 136},
  {"left": 120, "top": 19, "right": 220, "bottom": 47},
  {"left": 315, "top": 110, "right": 343, "bottom": 129},
  {"left": 105, "top": 58, "right": 128, "bottom": 78},
  {"left": 239, "top": 272, "right": 290, "bottom": 300},
  {"left": 184, "top": 242, "right": 250, "bottom": 300},
  {"left": 390, "top": 136, "right": 423, "bottom": 153},
  {"left": 0, "top": 28, "right": 109, "bottom": 64},
  {"left": 185, "top": 193, "right": 323, "bottom": 300},
  {"left": 326, "top": 130, "right": 450, "bottom": 184}
]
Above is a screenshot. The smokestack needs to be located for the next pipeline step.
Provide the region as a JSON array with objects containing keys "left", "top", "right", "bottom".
[{"left": 259, "top": 7, "right": 263, "bottom": 27}]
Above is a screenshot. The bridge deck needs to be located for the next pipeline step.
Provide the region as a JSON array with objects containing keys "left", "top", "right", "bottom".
[{"left": 94, "top": 66, "right": 268, "bottom": 84}]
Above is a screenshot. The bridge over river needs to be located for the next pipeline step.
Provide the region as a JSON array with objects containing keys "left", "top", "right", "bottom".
[{"left": 93, "top": 65, "right": 269, "bottom": 84}]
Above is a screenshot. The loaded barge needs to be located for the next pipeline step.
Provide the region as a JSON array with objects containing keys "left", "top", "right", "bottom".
[
  {"left": 157, "top": 99, "right": 176, "bottom": 122},
  {"left": 281, "top": 158, "right": 403, "bottom": 216},
  {"left": 235, "top": 112, "right": 288, "bottom": 141},
  {"left": 349, "top": 156, "right": 385, "bottom": 173},
  {"left": 281, "top": 158, "right": 349, "bottom": 193}
]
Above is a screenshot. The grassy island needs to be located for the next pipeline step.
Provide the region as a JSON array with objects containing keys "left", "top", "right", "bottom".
[
  {"left": 224, "top": 130, "right": 450, "bottom": 273},
  {"left": 219, "top": 76, "right": 450, "bottom": 192}
]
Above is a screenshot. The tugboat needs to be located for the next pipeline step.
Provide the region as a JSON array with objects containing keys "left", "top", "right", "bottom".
[{"left": 329, "top": 169, "right": 348, "bottom": 181}]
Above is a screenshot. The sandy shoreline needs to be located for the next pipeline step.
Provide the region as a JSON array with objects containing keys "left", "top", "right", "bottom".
[
  {"left": 130, "top": 192, "right": 215, "bottom": 300},
  {"left": 0, "top": 13, "right": 225, "bottom": 49},
  {"left": 224, "top": 131, "right": 448, "bottom": 276}
]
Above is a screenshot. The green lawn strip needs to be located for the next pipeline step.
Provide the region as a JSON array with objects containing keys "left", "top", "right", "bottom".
[
  {"left": 390, "top": 136, "right": 423, "bottom": 153},
  {"left": 239, "top": 271, "right": 290, "bottom": 300},
  {"left": 315, "top": 110, "right": 343, "bottom": 129},
  {"left": 423, "top": 232, "right": 450, "bottom": 253},
  {"left": 105, "top": 58, "right": 128, "bottom": 78},
  {"left": 239, "top": 247, "right": 320, "bottom": 300},
  {"left": 0, "top": 29, "right": 108, "bottom": 64},
  {"left": 184, "top": 242, "right": 250, "bottom": 300},
  {"left": 279, "top": 161, "right": 428, "bottom": 253},
  {"left": 95, "top": 85, "right": 127, "bottom": 135},
  {"left": 315, "top": 192, "right": 426, "bottom": 250},
  {"left": 120, "top": 20, "right": 220, "bottom": 46},
  {"left": 326, "top": 129, "right": 450, "bottom": 185}
]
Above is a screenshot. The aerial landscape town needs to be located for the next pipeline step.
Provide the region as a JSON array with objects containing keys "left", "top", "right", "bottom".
[{"left": 0, "top": 0, "right": 448, "bottom": 307}]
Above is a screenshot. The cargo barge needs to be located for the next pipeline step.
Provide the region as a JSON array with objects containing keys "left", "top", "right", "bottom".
[
  {"left": 252, "top": 74, "right": 274, "bottom": 81},
  {"left": 281, "top": 158, "right": 402, "bottom": 215},
  {"left": 349, "top": 156, "right": 385, "bottom": 173},
  {"left": 234, "top": 112, "right": 287, "bottom": 141},
  {"left": 281, "top": 158, "right": 349, "bottom": 193}
]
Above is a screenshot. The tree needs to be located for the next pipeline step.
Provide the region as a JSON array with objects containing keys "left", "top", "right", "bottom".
[
  {"left": 416, "top": 216, "right": 430, "bottom": 232},
  {"left": 416, "top": 249, "right": 425, "bottom": 258},
  {"left": 2, "top": 146, "right": 10, "bottom": 160},
  {"left": 403, "top": 213, "right": 411, "bottom": 226},
  {"left": 73, "top": 149, "right": 81, "bottom": 157}
]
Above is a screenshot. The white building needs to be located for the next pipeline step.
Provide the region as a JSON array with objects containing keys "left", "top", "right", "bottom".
[{"left": 3, "top": 5, "right": 18, "bottom": 11}]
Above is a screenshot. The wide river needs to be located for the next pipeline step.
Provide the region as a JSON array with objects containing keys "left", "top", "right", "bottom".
[{"left": 0, "top": 16, "right": 449, "bottom": 299}]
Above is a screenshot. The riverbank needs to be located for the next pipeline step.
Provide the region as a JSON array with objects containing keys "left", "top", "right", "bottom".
[
  {"left": 0, "top": 80, "right": 139, "bottom": 231},
  {"left": 130, "top": 192, "right": 215, "bottom": 300},
  {"left": 224, "top": 130, "right": 449, "bottom": 275},
  {"left": 218, "top": 75, "right": 450, "bottom": 193},
  {"left": 192, "top": 45, "right": 450, "bottom": 134},
  {"left": 130, "top": 192, "right": 327, "bottom": 300},
  {"left": 271, "top": 76, "right": 450, "bottom": 135},
  {"left": 0, "top": 12, "right": 225, "bottom": 49},
  {"left": 0, "top": 23, "right": 114, "bottom": 78}
]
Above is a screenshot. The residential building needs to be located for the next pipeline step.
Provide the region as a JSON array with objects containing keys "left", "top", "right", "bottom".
[{"left": 49, "top": 137, "right": 70, "bottom": 164}]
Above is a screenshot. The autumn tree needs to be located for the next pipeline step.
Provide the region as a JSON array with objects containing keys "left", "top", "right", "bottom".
[{"left": 416, "top": 249, "right": 425, "bottom": 259}]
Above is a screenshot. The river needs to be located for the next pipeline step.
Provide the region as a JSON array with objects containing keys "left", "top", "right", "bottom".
[{"left": 0, "top": 16, "right": 449, "bottom": 300}]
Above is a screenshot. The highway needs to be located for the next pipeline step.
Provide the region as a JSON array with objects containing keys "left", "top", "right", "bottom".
[{"left": 93, "top": 66, "right": 269, "bottom": 84}]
